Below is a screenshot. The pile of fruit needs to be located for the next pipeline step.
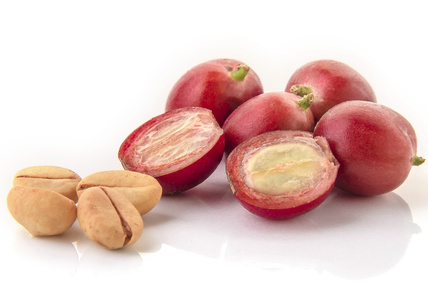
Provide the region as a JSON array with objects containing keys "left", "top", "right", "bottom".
[
  {"left": 6, "top": 57, "right": 426, "bottom": 250},
  {"left": 119, "top": 58, "right": 425, "bottom": 220}
]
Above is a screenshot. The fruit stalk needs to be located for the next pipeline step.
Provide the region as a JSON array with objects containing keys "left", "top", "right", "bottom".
[
  {"left": 413, "top": 155, "right": 426, "bottom": 166},
  {"left": 231, "top": 64, "right": 250, "bottom": 81},
  {"left": 290, "top": 84, "right": 313, "bottom": 97},
  {"left": 297, "top": 93, "right": 315, "bottom": 110}
]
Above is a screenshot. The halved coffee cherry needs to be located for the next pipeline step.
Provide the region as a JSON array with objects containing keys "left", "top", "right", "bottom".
[
  {"left": 118, "top": 107, "right": 225, "bottom": 194},
  {"left": 226, "top": 130, "right": 339, "bottom": 219}
]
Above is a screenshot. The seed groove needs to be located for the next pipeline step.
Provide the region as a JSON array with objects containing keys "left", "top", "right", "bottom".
[
  {"left": 16, "top": 175, "right": 76, "bottom": 180},
  {"left": 101, "top": 188, "right": 133, "bottom": 246}
]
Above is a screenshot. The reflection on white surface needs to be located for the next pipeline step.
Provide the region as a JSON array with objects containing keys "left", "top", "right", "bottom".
[
  {"left": 142, "top": 161, "right": 420, "bottom": 280},
  {"left": 10, "top": 224, "right": 79, "bottom": 274},
  {"left": 7, "top": 160, "right": 419, "bottom": 280}
]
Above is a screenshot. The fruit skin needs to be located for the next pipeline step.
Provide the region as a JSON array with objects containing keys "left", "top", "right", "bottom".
[
  {"left": 222, "top": 91, "right": 315, "bottom": 154},
  {"left": 236, "top": 184, "right": 335, "bottom": 219},
  {"left": 285, "top": 59, "right": 377, "bottom": 122},
  {"left": 153, "top": 134, "right": 225, "bottom": 194},
  {"left": 226, "top": 130, "right": 339, "bottom": 219},
  {"left": 165, "top": 58, "right": 264, "bottom": 126},
  {"left": 118, "top": 107, "right": 225, "bottom": 195},
  {"left": 313, "top": 100, "right": 423, "bottom": 196}
]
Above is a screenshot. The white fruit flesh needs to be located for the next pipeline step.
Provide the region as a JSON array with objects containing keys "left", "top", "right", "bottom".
[
  {"left": 244, "top": 143, "right": 325, "bottom": 196},
  {"left": 135, "top": 111, "right": 222, "bottom": 168}
]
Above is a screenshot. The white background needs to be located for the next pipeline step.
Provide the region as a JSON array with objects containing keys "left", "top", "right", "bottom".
[{"left": 1, "top": 0, "right": 427, "bottom": 297}]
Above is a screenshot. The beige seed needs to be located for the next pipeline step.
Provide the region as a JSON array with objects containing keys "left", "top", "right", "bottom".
[
  {"left": 7, "top": 185, "right": 77, "bottom": 236},
  {"left": 13, "top": 166, "right": 81, "bottom": 203},
  {"left": 76, "top": 170, "right": 162, "bottom": 215},
  {"left": 77, "top": 186, "right": 144, "bottom": 249}
]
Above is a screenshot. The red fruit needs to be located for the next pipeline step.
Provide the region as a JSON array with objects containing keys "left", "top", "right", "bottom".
[
  {"left": 118, "top": 107, "right": 225, "bottom": 195},
  {"left": 223, "top": 91, "right": 315, "bottom": 154},
  {"left": 165, "top": 58, "right": 263, "bottom": 126},
  {"left": 285, "top": 59, "right": 377, "bottom": 122},
  {"left": 313, "top": 101, "right": 425, "bottom": 196},
  {"left": 226, "top": 130, "right": 339, "bottom": 219}
]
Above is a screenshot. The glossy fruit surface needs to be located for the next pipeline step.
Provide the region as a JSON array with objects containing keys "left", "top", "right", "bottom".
[
  {"left": 285, "top": 59, "right": 377, "bottom": 121},
  {"left": 165, "top": 58, "right": 263, "bottom": 126},
  {"left": 223, "top": 91, "right": 315, "bottom": 154},
  {"left": 314, "top": 100, "right": 424, "bottom": 196},
  {"left": 226, "top": 130, "right": 339, "bottom": 219},
  {"left": 119, "top": 107, "right": 225, "bottom": 194}
]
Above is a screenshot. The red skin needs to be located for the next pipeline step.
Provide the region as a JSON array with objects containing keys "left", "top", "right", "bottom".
[
  {"left": 285, "top": 59, "right": 377, "bottom": 122},
  {"left": 118, "top": 107, "right": 225, "bottom": 194},
  {"left": 314, "top": 101, "right": 418, "bottom": 196},
  {"left": 165, "top": 58, "right": 264, "bottom": 126},
  {"left": 153, "top": 135, "right": 225, "bottom": 194},
  {"left": 226, "top": 131, "right": 339, "bottom": 219},
  {"left": 222, "top": 91, "right": 315, "bottom": 154},
  {"left": 237, "top": 183, "right": 335, "bottom": 219}
]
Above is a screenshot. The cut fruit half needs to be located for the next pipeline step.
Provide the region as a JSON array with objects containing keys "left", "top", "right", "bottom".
[
  {"left": 119, "top": 107, "right": 225, "bottom": 194},
  {"left": 226, "top": 130, "right": 339, "bottom": 219}
]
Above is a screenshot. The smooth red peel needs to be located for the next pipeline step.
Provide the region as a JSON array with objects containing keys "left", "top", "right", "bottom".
[
  {"left": 314, "top": 101, "right": 422, "bottom": 196},
  {"left": 165, "top": 58, "right": 263, "bottom": 126},
  {"left": 286, "top": 60, "right": 377, "bottom": 122},
  {"left": 223, "top": 92, "right": 315, "bottom": 154}
]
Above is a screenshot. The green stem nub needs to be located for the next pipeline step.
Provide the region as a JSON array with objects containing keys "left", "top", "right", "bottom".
[
  {"left": 231, "top": 64, "right": 250, "bottom": 81},
  {"left": 297, "top": 93, "right": 315, "bottom": 110},
  {"left": 290, "top": 84, "right": 313, "bottom": 97},
  {"left": 413, "top": 155, "right": 426, "bottom": 166}
]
